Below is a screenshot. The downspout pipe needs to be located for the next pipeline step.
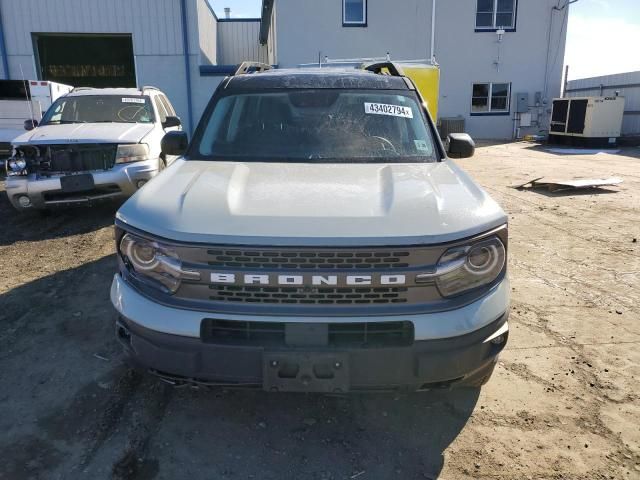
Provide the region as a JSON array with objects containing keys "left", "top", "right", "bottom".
[
  {"left": 0, "top": 3, "right": 10, "bottom": 79},
  {"left": 430, "top": 0, "right": 436, "bottom": 63},
  {"left": 179, "top": 0, "right": 194, "bottom": 135}
]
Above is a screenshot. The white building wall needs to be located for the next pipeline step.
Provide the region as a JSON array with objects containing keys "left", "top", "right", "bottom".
[
  {"left": 218, "top": 20, "right": 273, "bottom": 65},
  {"left": 566, "top": 71, "right": 640, "bottom": 136},
  {"left": 273, "top": 0, "right": 569, "bottom": 140},
  {"left": 196, "top": 0, "right": 218, "bottom": 65}
]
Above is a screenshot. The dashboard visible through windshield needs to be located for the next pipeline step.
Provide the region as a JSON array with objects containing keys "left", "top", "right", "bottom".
[
  {"left": 193, "top": 89, "right": 440, "bottom": 163},
  {"left": 41, "top": 95, "right": 155, "bottom": 125}
]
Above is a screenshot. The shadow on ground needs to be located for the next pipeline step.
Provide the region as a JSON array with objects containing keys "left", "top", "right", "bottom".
[
  {"left": 0, "top": 256, "right": 479, "bottom": 480},
  {"left": 0, "top": 188, "right": 120, "bottom": 246}
]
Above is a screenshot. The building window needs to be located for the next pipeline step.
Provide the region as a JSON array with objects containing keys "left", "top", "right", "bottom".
[
  {"left": 471, "top": 82, "right": 511, "bottom": 114},
  {"left": 343, "top": 0, "right": 367, "bottom": 26},
  {"left": 476, "top": 0, "right": 516, "bottom": 31}
]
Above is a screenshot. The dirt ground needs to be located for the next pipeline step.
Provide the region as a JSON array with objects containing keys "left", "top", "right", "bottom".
[{"left": 1, "top": 142, "right": 639, "bottom": 480}]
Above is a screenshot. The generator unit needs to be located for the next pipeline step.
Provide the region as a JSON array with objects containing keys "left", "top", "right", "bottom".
[{"left": 549, "top": 96, "right": 625, "bottom": 146}]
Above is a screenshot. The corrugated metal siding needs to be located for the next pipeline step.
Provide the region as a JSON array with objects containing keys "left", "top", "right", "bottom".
[
  {"left": 0, "top": 0, "right": 184, "bottom": 55},
  {"left": 217, "top": 20, "right": 273, "bottom": 65},
  {"left": 566, "top": 71, "right": 640, "bottom": 135},
  {"left": 196, "top": 0, "right": 217, "bottom": 65}
]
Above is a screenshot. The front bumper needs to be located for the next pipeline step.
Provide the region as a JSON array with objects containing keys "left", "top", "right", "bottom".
[
  {"left": 111, "top": 274, "right": 510, "bottom": 391},
  {"left": 5, "top": 159, "right": 160, "bottom": 210}
]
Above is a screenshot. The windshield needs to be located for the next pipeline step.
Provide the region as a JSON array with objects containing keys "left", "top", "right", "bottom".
[
  {"left": 193, "top": 89, "right": 439, "bottom": 162},
  {"left": 41, "top": 95, "right": 155, "bottom": 125}
]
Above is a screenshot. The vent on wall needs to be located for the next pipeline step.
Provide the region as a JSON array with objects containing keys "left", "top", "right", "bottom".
[{"left": 438, "top": 116, "right": 465, "bottom": 140}]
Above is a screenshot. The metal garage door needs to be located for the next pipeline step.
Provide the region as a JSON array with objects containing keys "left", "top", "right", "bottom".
[{"left": 34, "top": 34, "right": 136, "bottom": 88}]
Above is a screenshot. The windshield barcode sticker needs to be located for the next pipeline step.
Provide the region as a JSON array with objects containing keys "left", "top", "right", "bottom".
[
  {"left": 364, "top": 103, "right": 413, "bottom": 118},
  {"left": 122, "top": 98, "right": 146, "bottom": 104}
]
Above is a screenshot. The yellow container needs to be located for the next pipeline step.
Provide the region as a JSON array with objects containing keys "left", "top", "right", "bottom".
[{"left": 400, "top": 63, "right": 440, "bottom": 121}]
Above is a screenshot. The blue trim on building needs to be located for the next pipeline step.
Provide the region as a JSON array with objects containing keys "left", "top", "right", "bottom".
[
  {"left": 199, "top": 65, "right": 238, "bottom": 76},
  {"left": 259, "top": 0, "right": 275, "bottom": 45},
  {"left": 474, "top": 0, "right": 518, "bottom": 33},
  {"left": 0, "top": 3, "right": 10, "bottom": 79},
  {"left": 342, "top": 0, "right": 368, "bottom": 27},
  {"left": 199, "top": 64, "right": 278, "bottom": 76},
  {"left": 218, "top": 18, "right": 261, "bottom": 22},
  {"left": 180, "top": 0, "right": 194, "bottom": 135},
  {"left": 470, "top": 112, "right": 511, "bottom": 117}
]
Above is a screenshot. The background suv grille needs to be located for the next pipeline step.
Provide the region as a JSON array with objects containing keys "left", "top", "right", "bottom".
[
  {"left": 207, "top": 249, "right": 411, "bottom": 269},
  {"left": 209, "top": 285, "right": 409, "bottom": 305}
]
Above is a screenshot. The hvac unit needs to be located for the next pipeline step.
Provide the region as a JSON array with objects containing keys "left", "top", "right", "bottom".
[
  {"left": 438, "top": 116, "right": 465, "bottom": 140},
  {"left": 549, "top": 96, "right": 625, "bottom": 147}
]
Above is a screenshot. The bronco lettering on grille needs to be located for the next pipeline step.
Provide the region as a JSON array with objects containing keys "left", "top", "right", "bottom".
[{"left": 210, "top": 273, "right": 407, "bottom": 287}]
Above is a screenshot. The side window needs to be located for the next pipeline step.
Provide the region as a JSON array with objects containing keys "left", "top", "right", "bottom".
[
  {"left": 153, "top": 96, "right": 168, "bottom": 124},
  {"left": 159, "top": 94, "right": 176, "bottom": 117},
  {"left": 343, "top": 0, "right": 367, "bottom": 26},
  {"left": 471, "top": 82, "right": 511, "bottom": 115},
  {"left": 476, "top": 0, "right": 516, "bottom": 31}
]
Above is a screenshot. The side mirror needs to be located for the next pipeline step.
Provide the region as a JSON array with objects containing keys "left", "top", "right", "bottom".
[
  {"left": 162, "top": 116, "right": 182, "bottom": 129},
  {"left": 447, "top": 133, "right": 475, "bottom": 159},
  {"left": 161, "top": 131, "right": 189, "bottom": 156},
  {"left": 24, "top": 119, "right": 38, "bottom": 131}
]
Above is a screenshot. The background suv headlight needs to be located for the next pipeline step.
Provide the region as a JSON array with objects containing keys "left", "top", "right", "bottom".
[
  {"left": 6, "top": 158, "right": 27, "bottom": 176},
  {"left": 119, "top": 233, "right": 200, "bottom": 293},
  {"left": 424, "top": 236, "right": 506, "bottom": 298},
  {"left": 115, "top": 144, "right": 150, "bottom": 164}
]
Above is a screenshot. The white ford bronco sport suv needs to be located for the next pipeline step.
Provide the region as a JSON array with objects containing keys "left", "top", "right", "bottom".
[
  {"left": 5, "top": 86, "right": 181, "bottom": 211},
  {"left": 111, "top": 63, "right": 510, "bottom": 392}
]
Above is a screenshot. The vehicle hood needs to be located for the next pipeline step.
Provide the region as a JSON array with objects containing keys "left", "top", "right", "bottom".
[
  {"left": 0, "top": 128, "right": 24, "bottom": 144},
  {"left": 11, "top": 122, "right": 154, "bottom": 145},
  {"left": 117, "top": 159, "right": 508, "bottom": 246}
]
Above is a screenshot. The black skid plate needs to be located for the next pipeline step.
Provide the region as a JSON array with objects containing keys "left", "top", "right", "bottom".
[{"left": 263, "top": 352, "right": 350, "bottom": 393}]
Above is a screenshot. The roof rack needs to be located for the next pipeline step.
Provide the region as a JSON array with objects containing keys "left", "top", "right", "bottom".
[
  {"left": 234, "top": 61, "right": 272, "bottom": 76},
  {"left": 362, "top": 61, "right": 406, "bottom": 77},
  {"left": 71, "top": 87, "right": 95, "bottom": 92}
]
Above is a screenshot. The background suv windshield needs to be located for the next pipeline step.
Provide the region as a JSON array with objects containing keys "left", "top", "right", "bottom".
[
  {"left": 195, "top": 89, "right": 438, "bottom": 162},
  {"left": 41, "top": 95, "right": 154, "bottom": 125}
]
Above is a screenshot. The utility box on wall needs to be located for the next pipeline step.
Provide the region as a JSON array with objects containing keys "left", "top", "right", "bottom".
[
  {"left": 516, "top": 93, "right": 529, "bottom": 113},
  {"left": 549, "top": 96, "right": 625, "bottom": 146}
]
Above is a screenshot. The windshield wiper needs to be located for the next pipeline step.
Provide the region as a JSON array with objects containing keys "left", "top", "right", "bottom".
[{"left": 91, "top": 120, "right": 139, "bottom": 123}]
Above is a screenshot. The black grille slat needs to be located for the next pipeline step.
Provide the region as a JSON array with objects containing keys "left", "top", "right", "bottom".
[
  {"left": 201, "top": 320, "right": 414, "bottom": 347},
  {"left": 209, "top": 285, "right": 409, "bottom": 305},
  {"left": 207, "top": 248, "right": 411, "bottom": 270}
]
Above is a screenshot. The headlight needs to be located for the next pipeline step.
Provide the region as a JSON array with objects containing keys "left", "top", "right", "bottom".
[
  {"left": 7, "top": 158, "right": 27, "bottom": 176},
  {"left": 119, "top": 233, "right": 200, "bottom": 293},
  {"left": 115, "top": 144, "right": 150, "bottom": 164},
  {"left": 417, "top": 236, "right": 506, "bottom": 297}
]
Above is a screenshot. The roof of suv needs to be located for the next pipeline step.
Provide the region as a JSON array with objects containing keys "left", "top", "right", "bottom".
[
  {"left": 67, "top": 87, "right": 151, "bottom": 97},
  {"left": 225, "top": 68, "right": 411, "bottom": 91}
]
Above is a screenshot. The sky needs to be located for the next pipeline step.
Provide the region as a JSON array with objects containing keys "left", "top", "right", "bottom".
[
  {"left": 564, "top": 0, "right": 640, "bottom": 80},
  {"left": 209, "top": 0, "right": 640, "bottom": 81}
]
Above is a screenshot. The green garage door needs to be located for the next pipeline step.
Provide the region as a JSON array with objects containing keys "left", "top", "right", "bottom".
[{"left": 35, "top": 34, "right": 136, "bottom": 88}]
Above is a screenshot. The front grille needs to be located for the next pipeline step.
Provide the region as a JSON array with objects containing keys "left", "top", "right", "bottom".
[
  {"left": 209, "top": 285, "right": 409, "bottom": 305},
  {"left": 207, "top": 248, "right": 411, "bottom": 269},
  {"left": 201, "top": 319, "right": 414, "bottom": 347},
  {"left": 34, "top": 144, "right": 117, "bottom": 173},
  {"left": 0, "top": 142, "right": 11, "bottom": 158}
]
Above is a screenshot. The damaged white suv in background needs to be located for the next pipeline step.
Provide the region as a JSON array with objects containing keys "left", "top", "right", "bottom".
[{"left": 5, "top": 86, "right": 181, "bottom": 211}]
